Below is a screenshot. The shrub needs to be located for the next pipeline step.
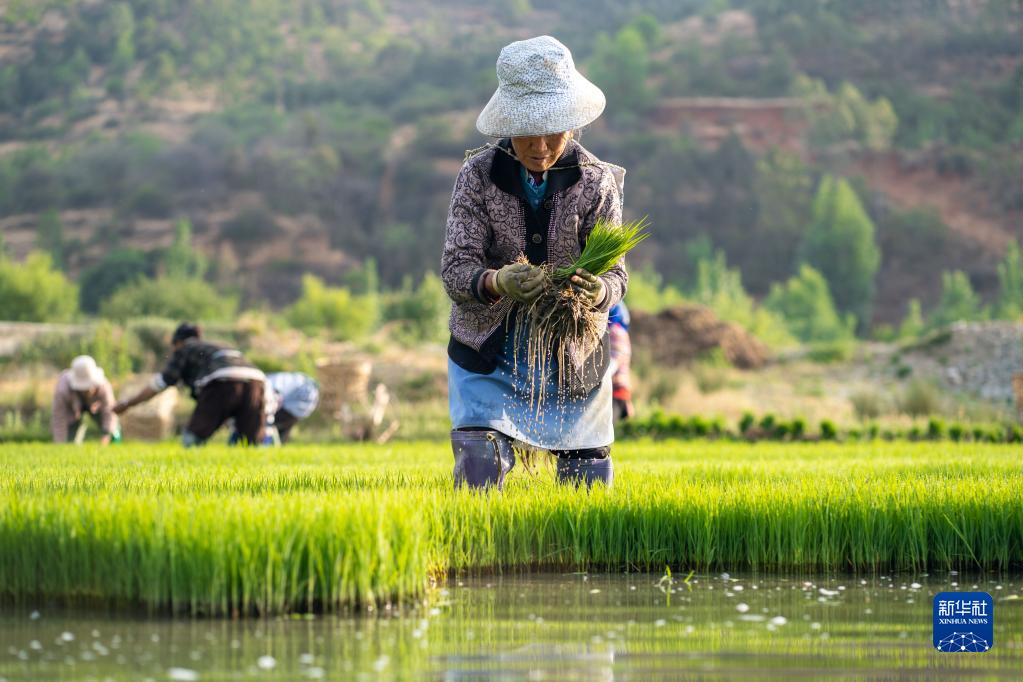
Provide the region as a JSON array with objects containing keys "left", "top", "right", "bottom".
[
  {"left": 127, "top": 318, "right": 178, "bottom": 359},
  {"left": 101, "top": 276, "right": 237, "bottom": 322},
  {"left": 0, "top": 251, "right": 78, "bottom": 322},
  {"left": 739, "top": 412, "right": 756, "bottom": 434},
  {"left": 898, "top": 379, "right": 943, "bottom": 417},
  {"left": 124, "top": 183, "right": 174, "bottom": 218},
  {"left": 382, "top": 272, "right": 450, "bottom": 343},
  {"left": 221, "top": 206, "right": 279, "bottom": 254},
  {"left": 692, "top": 416, "right": 714, "bottom": 437},
  {"left": 948, "top": 423, "right": 965, "bottom": 442},
  {"left": 789, "top": 417, "right": 807, "bottom": 440},
  {"left": 0, "top": 410, "right": 49, "bottom": 443},
  {"left": 692, "top": 351, "right": 729, "bottom": 393},
  {"left": 78, "top": 248, "right": 151, "bottom": 313},
  {"left": 819, "top": 419, "right": 838, "bottom": 440},
  {"left": 806, "top": 339, "right": 855, "bottom": 363},
  {"left": 644, "top": 369, "right": 679, "bottom": 406},
  {"left": 927, "top": 417, "right": 946, "bottom": 440},
  {"left": 850, "top": 389, "right": 889, "bottom": 421},
  {"left": 1007, "top": 425, "right": 1023, "bottom": 443},
  {"left": 287, "top": 274, "right": 377, "bottom": 341},
  {"left": 624, "top": 265, "right": 686, "bottom": 313}
]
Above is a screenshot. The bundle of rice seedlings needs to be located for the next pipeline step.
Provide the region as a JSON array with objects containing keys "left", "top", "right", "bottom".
[{"left": 511, "top": 218, "right": 649, "bottom": 413}]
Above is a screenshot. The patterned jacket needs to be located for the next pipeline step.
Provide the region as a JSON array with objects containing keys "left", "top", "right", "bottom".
[
  {"left": 153, "top": 338, "right": 264, "bottom": 399},
  {"left": 51, "top": 370, "right": 118, "bottom": 442},
  {"left": 441, "top": 139, "right": 628, "bottom": 387}
]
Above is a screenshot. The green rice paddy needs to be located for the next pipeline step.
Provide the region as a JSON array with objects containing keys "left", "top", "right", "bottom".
[{"left": 1, "top": 441, "right": 1021, "bottom": 615}]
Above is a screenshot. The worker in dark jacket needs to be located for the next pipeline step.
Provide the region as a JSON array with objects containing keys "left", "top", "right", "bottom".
[{"left": 114, "top": 322, "right": 266, "bottom": 446}]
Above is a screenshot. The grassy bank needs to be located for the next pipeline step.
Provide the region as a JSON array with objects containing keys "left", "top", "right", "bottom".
[{"left": 1, "top": 441, "right": 1021, "bottom": 615}]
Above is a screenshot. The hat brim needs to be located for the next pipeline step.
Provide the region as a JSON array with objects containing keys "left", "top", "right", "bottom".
[
  {"left": 69, "top": 368, "right": 104, "bottom": 391},
  {"left": 476, "top": 75, "right": 606, "bottom": 138}
]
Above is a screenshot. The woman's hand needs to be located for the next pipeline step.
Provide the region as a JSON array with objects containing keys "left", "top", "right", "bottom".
[
  {"left": 493, "top": 263, "right": 545, "bottom": 303},
  {"left": 570, "top": 268, "right": 605, "bottom": 307}
]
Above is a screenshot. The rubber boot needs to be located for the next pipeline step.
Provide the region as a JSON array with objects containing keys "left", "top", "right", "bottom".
[
  {"left": 556, "top": 454, "right": 614, "bottom": 489},
  {"left": 451, "top": 429, "right": 516, "bottom": 490}
]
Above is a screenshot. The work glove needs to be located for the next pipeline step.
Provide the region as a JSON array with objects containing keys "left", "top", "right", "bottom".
[
  {"left": 570, "top": 268, "right": 606, "bottom": 307},
  {"left": 493, "top": 262, "right": 545, "bottom": 303}
]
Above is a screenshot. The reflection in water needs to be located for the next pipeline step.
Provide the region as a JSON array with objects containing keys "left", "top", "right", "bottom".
[{"left": 1, "top": 573, "right": 1020, "bottom": 680}]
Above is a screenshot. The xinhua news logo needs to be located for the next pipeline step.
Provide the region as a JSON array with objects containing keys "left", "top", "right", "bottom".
[{"left": 933, "top": 591, "right": 993, "bottom": 653}]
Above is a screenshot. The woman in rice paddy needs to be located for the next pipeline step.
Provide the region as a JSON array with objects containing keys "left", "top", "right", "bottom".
[{"left": 441, "top": 36, "right": 628, "bottom": 490}]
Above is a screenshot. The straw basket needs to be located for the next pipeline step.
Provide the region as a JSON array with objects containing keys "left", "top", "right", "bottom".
[
  {"left": 120, "top": 381, "right": 179, "bottom": 441},
  {"left": 316, "top": 357, "right": 372, "bottom": 416}
]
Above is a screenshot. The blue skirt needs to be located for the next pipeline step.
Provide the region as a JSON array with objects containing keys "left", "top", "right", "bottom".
[{"left": 448, "top": 331, "right": 614, "bottom": 450}]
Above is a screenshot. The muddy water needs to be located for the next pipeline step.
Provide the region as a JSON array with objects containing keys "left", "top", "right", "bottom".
[{"left": 1, "top": 573, "right": 1020, "bottom": 680}]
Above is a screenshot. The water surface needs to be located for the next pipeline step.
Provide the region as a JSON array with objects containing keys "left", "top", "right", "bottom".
[{"left": 1, "top": 573, "right": 1020, "bottom": 680}]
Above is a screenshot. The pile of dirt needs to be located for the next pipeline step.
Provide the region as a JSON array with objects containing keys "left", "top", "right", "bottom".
[{"left": 629, "top": 305, "right": 770, "bottom": 369}]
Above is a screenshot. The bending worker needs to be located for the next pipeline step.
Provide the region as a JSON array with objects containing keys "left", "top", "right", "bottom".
[
  {"left": 51, "top": 355, "right": 120, "bottom": 445},
  {"left": 266, "top": 371, "right": 320, "bottom": 443},
  {"left": 114, "top": 322, "right": 266, "bottom": 446},
  {"left": 608, "top": 301, "right": 635, "bottom": 421},
  {"left": 441, "top": 36, "right": 628, "bottom": 490}
]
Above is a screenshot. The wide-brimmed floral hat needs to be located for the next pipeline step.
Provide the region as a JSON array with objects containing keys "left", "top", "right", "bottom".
[{"left": 476, "top": 35, "right": 606, "bottom": 138}]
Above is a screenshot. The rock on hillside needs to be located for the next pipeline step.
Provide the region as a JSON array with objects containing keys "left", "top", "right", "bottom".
[
  {"left": 629, "top": 305, "right": 770, "bottom": 370},
  {"left": 897, "top": 321, "right": 1023, "bottom": 405}
]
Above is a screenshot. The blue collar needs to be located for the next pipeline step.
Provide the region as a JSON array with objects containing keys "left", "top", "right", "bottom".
[{"left": 520, "top": 166, "right": 548, "bottom": 211}]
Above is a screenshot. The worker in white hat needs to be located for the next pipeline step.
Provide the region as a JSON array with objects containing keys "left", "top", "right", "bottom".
[
  {"left": 441, "top": 36, "right": 628, "bottom": 490},
  {"left": 51, "top": 355, "right": 120, "bottom": 445}
]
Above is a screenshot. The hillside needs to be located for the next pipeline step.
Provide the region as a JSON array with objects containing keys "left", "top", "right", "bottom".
[{"left": 0, "top": 0, "right": 1021, "bottom": 326}]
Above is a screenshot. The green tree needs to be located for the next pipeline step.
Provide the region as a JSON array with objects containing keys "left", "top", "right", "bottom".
[
  {"left": 163, "top": 218, "right": 207, "bottom": 279},
  {"left": 110, "top": 3, "right": 137, "bottom": 75},
  {"left": 929, "top": 271, "right": 986, "bottom": 328},
  {"left": 498, "top": 0, "right": 531, "bottom": 20},
  {"left": 898, "top": 298, "right": 924, "bottom": 339},
  {"left": 35, "top": 209, "right": 65, "bottom": 269},
  {"left": 0, "top": 251, "right": 79, "bottom": 322},
  {"left": 343, "top": 257, "right": 380, "bottom": 296},
  {"left": 747, "top": 150, "right": 813, "bottom": 290},
  {"left": 0, "top": 65, "right": 15, "bottom": 112},
  {"left": 101, "top": 276, "right": 236, "bottom": 322},
  {"left": 799, "top": 175, "right": 880, "bottom": 331},
  {"left": 995, "top": 241, "right": 1023, "bottom": 319},
  {"left": 797, "top": 78, "right": 897, "bottom": 151},
  {"left": 764, "top": 264, "right": 854, "bottom": 343},
  {"left": 586, "top": 25, "right": 652, "bottom": 121},
  {"left": 78, "top": 249, "right": 150, "bottom": 313},
  {"left": 287, "top": 274, "right": 377, "bottom": 340}
]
